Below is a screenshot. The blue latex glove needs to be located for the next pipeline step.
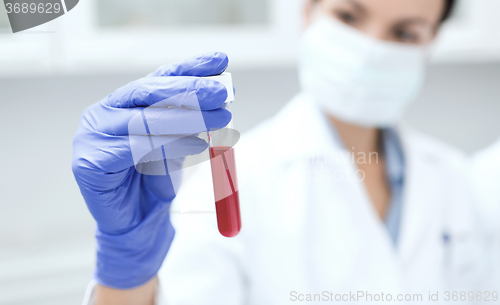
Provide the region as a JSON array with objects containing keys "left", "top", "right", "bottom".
[{"left": 72, "top": 52, "right": 231, "bottom": 289}]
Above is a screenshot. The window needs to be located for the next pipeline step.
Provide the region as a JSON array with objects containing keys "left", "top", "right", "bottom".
[{"left": 97, "top": 0, "right": 269, "bottom": 28}]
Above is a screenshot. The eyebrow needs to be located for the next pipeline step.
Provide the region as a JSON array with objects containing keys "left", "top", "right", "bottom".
[{"left": 394, "top": 18, "right": 433, "bottom": 27}]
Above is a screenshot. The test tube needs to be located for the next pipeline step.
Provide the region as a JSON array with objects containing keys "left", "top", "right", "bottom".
[{"left": 206, "top": 73, "right": 241, "bottom": 237}]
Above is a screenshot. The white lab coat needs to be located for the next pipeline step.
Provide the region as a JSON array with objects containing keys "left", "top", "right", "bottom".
[
  {"left": 82, "top": 94, "right": 496, "bottom": 305},
  {"left": 155, "top": 94, "right": 494, "bottom": 305},
  {"left": 469, "top": 140, "right": 500, "bottom": 289},
  {"left": 470, "top": 140, "right": 500, "bottom": 232}
]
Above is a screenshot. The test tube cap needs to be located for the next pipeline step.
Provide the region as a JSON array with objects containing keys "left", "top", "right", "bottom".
[{"left": 205, "top": 72, "right": 234, "bottom": 104}]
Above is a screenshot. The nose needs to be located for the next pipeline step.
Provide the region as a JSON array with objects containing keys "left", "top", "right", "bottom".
[{"left": 362, "top": 24, "right": 391, "bottom": 42}]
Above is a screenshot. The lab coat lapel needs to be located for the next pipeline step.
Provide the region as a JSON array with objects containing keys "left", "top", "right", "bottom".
[
  {"left": 396, "top": 126, "right": 442, "bottom": 266},
  {"left": 278, "top": 94, "right": 404, "bottom": 291},
  {"left": 302, "top": 155, "right": 404, "bottom": 291}
]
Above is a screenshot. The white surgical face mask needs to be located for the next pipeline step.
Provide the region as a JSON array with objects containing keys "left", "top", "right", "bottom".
[{"left": 298, "top": 18, "right": 428, "bottom": 127}]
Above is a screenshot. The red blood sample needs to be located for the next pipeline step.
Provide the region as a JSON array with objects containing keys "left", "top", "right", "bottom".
[{"left": 209, "top": 146, "right": 241, "bottom": 237}]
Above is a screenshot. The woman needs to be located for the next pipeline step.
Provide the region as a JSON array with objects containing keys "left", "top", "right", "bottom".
[{"left": 74, "top": 0, "right": 493, "bottom": 304}]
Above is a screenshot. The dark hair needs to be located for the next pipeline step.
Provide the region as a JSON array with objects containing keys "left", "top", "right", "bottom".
[
  {"left": 311, "top": 0, "right": 457, "bottom": 24},
  {"left": 440, "top": 0, "right": 456, "bottom": 22}
]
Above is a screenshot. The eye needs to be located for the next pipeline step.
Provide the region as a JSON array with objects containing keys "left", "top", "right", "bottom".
[
  {"left": 335, "top": 10, "right": 359, "bottom": 25},
  {"left": 393, "top": 28, "right": 419, "bottom": 44}
]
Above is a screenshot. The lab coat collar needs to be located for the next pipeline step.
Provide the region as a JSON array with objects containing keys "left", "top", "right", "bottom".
[
  {"left": 267, "top": 93, "right": 405, "bottom": 167},
  {"left": 395, "top": 125, "right": 450, "bottom": 266},
  {"left": 266, "top": 93, "right": 348, "bottom": 163}
]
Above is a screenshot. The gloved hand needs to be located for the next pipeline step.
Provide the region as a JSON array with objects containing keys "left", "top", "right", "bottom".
[{"left": 72, "top": 52, "right": 231, "bottom": 289}]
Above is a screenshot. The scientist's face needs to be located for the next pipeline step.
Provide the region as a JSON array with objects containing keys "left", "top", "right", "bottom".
[{"left": 306, "top": 0, "right": 446, "bottom": 45}]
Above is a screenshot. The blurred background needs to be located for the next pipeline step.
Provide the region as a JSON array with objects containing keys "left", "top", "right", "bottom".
[{"left": 0, "top": 0, "right": 499, "bottom": 304}]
